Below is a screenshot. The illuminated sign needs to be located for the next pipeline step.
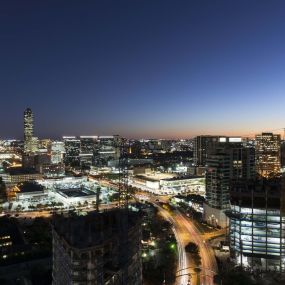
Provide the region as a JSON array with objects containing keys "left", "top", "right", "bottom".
[{"left": 229, "top": 137, "right": 242, "bottom": 142}]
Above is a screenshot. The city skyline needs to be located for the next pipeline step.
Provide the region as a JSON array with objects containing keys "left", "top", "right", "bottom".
[
  {"left": 1, "top": 2, "right": 285, "bottom": 284},
  {"left": 1, "top": 107, "right": 285, "bottom": 140},
  {"left": 1, "top": 0, "right": 285, "bottom": 139}
]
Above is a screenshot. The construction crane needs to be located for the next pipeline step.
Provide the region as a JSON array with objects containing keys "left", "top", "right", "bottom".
[{"left": 118, "top": 137, "right": 129, "bottom": 209}]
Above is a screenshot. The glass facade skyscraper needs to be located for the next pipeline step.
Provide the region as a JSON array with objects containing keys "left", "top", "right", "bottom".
[
  {"left": 229, "top": 178, "right": 285, "bottom": 273},
  {"left": 24, "top": 108, "right": 34, "bottom": 154}
]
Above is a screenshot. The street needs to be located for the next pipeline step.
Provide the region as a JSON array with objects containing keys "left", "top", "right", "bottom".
[{"left": 149, "top": 195, "right": 218, "bottom": 285}]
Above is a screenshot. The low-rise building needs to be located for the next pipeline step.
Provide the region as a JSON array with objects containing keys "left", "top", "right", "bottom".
[
  {"left": 1, "top": 167, "right": 42, "bottom": 186},
  {"left": 54, "top": 187, "right": 98, "bottom": 206},
  {"left": 132, "top": 173, "right": 205, "bottom": 195},
  {"left": 9, "top": 181, "right": 47, "bottom": 201}
]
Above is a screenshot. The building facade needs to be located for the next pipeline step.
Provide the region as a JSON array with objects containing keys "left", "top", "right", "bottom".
[
  {"left": 204, "top": 137, "right": 255, "bottom": 227},
  {"left": 50, "top": 141, "right": 65, "bottom": 164},
  {"left": 24, "top": 108, "right": 34, "bottom": 154},
  {"left": 63, "top": 137, "right": 81, "bottom": 166},
  {"left": 52, "top": 210, "right": 142, "bottom": 285},
  {"left": 193, "top": 135, "right": 221, "bottom": 166},
  {"left": 255, "top": 132, "right": 281, "bottom": 178},
  {"left": 0, "top": 167, "right": 42, "bottom": 186},
  {"left": 228, "top": 178, "right": 285, "bottom": 273}
]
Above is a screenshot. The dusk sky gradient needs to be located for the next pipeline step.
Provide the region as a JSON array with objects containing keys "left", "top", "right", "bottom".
[{"left": 1, "top": 0, "right": 285, "bottom": 139}]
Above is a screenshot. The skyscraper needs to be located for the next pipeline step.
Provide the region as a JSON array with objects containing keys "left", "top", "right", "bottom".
[
  {"left": 49, "top": 141, "right": 65, "bottom": 164},
  {"left": 193, "top": 135, "right": 221, "bottom": 166},
  {"left": 63, "top": 136, "right": 81, "bottom": 166},
  {"left": 79, "top": 136, "right": 98, "bottom": 167},
  {"left": 255, "top": 132, "right": 281, "bottom": 178},
  {"left": 204, "top": 137, "right": 255, "bottom": 227},
  {"left": 24, "top": 108, "right": 34, "bottom": 154}
]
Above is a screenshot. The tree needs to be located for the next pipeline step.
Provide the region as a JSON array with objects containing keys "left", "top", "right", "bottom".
[{"left": 185, "top": 242, "right": 199, "bottom": 254}]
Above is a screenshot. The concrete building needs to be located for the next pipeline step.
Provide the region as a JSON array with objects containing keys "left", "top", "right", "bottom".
[
  {"left": 228, "top": 177, "right": 285, "bottom": 273},
  {"left": 204, "top": 137, "right": 255, "bottom": 228},
  {"left": 54, "top": 186, "right": 99, "bottom": 206},
  {"left": 52, "top": 210, "right": 142, "bottom": 285},
  {"left": 1, "top": 167, "right": 42, "bottom": 186},
  {"left": 132, "top": 173, "right": 205, "bottom": 195},
  {"left": 10, "top": 181, "right": 47, "bottom": 201},
  {"left": 255, "top": 132, "right": 281, "bottom": 178}
]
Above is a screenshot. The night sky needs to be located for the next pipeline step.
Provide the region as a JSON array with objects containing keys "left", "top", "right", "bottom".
[{"left": 1, "top": 0, "right": 285, "bottom": 139}]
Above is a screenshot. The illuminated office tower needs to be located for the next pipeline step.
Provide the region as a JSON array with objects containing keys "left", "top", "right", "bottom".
[
  {"left": 50, "top": 141, "right": 65, "bottom": 164},
  {"left": 255, "top": 133, "right": 281, "bottom": 178},
  {"left": 63, "top": 136, "right": 81, "bottom": 166},
  {"left": 79, "top": 136, "right": 98, "bottom": 167},
  {"left": 94, "top": 135, "right": 120, "bottom": 166},
  {"left": 24, "top": 108, "right": 34, "bottom": 154}
]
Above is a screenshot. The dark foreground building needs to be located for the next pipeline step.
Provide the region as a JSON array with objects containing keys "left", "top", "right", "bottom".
[{"left": 52, "top": 210, "right": 142, "bottom": 285}]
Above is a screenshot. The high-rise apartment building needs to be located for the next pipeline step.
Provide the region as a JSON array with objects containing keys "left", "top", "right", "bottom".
[
  {"left": 204, "top": 137, "right": 255, "bottom": 227},
  {"left": 255, "top": 132, "right": 281, "bottom": 178},
  {"left": 228, "top": 177, "right": 285, "bottom": 273},
  {"left": 52, "top": 210, "right": 142, "bottom": 285},
  {"left": 193, "top": 135, "right": 221, "bottom": 166}
]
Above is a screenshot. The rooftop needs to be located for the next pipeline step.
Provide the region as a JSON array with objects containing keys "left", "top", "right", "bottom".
[
  {"left": 7, "top": 167, "right": 39, "bottom": 176},
  {"left": 17, "top": 182, "right": 44, "bottom": 193},
  {"left": 56, "top": 187, "right": 96, "bottom": 198},
  {"left": 52, "top": 210, "right": 142, "bottom": 249}
]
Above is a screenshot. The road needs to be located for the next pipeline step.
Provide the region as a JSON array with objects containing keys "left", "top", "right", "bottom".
[
  {"left": 155, "top": 203, "right": 190, "bottom": 285},
  {"left": 3, "top": 202, "right": 120, "bottom": 218},
  {"left": 149, "top": 198, "right": 217, "bottom": 285},
  {"left": 175, "top": 209, "right": 218, "bottom": 285}
]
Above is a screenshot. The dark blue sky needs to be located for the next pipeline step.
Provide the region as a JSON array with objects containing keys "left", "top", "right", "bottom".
[{"left": 1, "top": 0, "right": 285, "bottom": 139}]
